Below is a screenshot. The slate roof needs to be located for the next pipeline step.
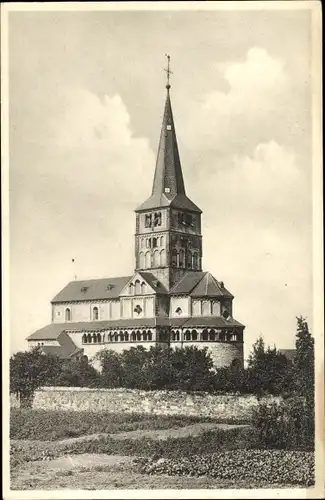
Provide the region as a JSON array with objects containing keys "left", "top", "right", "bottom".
[
  {"left": 51, "top": 271, "right": 234, "bottom": 304},
  {"left": 51, "top": 272, "right": 169, "bottom": 303},
  {"left": 137, "top": 272, "right": 168, "bottom": 293},
  {"left": 170, "top": 271, "right": 234, "bottom": 298},
  {"left": 180, "top": 316, "right": 245, "bottom": 328},
  {"left": 136, "top": 89, "right": 201, "bottom": 214},
  {"left": 51, "top": 276, "right": 132, "bottom": 303},
  {"left": 191, "top": 272, "right": 234, "bottom": 298},
  {"left": 36, "top": 332, "right": 79, "bottom": 360},
  {"left": 27, "top": 323, "right": 66, "bottom": 340},
  {"left": 27, "top": 319, "right": 169, "bottom": 340},
  {"left": 27, "top": 316, "right": 244, "bottom": 342}
]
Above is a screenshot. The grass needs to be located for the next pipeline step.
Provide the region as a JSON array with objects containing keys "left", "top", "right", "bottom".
[
  {"left": 10, "top": 427, "right": 254, "bottom": 469},
  {"left": 9, "top": 408, "right": 315, "bottom": 489},
  {"left": 10, "top": 408, "right": 227, "bottom": 441}
]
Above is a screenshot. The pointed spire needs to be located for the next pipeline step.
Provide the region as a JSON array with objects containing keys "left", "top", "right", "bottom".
[
  {"left": 151, "top": 86, "right": 186, "bottom": 198},
  {"left": 136, "top": 57, "right": 201, "bottom": 213}
]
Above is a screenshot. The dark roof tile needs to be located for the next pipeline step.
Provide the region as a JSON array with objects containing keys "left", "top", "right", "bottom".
[{"left": 51, "top": 276, "right": 132, "bottom": 303}]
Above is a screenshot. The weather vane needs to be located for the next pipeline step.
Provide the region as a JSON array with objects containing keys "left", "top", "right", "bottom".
[{"left": 164, "top": 54, "right": 173, "bottom": 89}]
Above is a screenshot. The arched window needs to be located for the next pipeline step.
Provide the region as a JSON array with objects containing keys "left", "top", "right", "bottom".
[
  {"left": 82, "top": 334, "right": 87, "bottom": 344},
  {"left": 193, "top": 253, "right": 198, "bottom": 269},
  {"left": 202, "top": 300, "right": 211, "bottom": 316},
  {"left": 172, "top": 249, "right": 178, "bottom": 266},
  {"left": 131, "top": 332, "right": 136, "bottom": 342},
  {"left": 136, "top": 331, "right": 141, "bottom": 341},
  {"left": 153, "top": 249, "right": 159, "bottom": 267},
  {"left": 187, "top": 251, "right": 192, "bottom": 269},
  {"left": 147, "top": 331, "right": 152, "bottom": 341},
  {"left": 185, "top": 330, "right": 191, "bottom": 341},
  {"left": 129, "top": 283, "right": 134, "bottom": 295},
  {"left": 135, "top": 280, "right": 141, "bottom": 294},
  {"left": 212, "top": 301, "right": 221, "bottom": 316},
  {"left": 139, "top": 252, "right": 145, "bottom": 269},
  {"left": 120, "top": 332, "right": 124, "bottom": 342},
  {"left": 202, "top": 329, "right": 209, "bottom": 341},
  {"left": 143, "top": 331, "right": 147, "bottom": 341},
  {"left": 145, "top": 251, "right": 151, "bottom": 268},
  {"left": 92, "top": 306, "right": 99, "bottom": 320},
  {"left": 171, "top": 331, "right": 176, "bottom": 341},
  {"left": 87, "top": 333, "right": 92, "bottom": 343},
  {"left": 114, "top": 332, "right": 119, "bottom": 342},
  {"left": 160, "top": 249, "right": 166, "bottom": 266},
  {"left": 96, "top": 333, "right": 101, "bottom": 343},
  {"left": 92, "top": 333, "right": 97, "bottom": 343},
  {"left": 160, "top": 236, "right": 164, "bottom": 246},
  {"left": 152, "top": 237, "right": 158, "bottom": 248},
  {"left": 209, "top": 329, "right": 215, "bottom": 341},
  {"left": 141, "top": 282, "right": 146, "bottom": 294},
  {"left": 179, "top": 249, "right": 185, "bottom": 268},
  {"left": 124, "top": 332, "right": 129, "bottom": 342},
  {"left": 176, "top": 330, "right": 180, "bottom": 341},
  {"left": 65, "top": 308, "right": 71, "bottom": 321},
  {"left": 192, "top": 330, "right": 198, "bottom": 341}
]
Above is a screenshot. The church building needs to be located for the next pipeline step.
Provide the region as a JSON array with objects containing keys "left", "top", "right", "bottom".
[{"left": 26, "top": 61, "right": 245, "bottom": 368}]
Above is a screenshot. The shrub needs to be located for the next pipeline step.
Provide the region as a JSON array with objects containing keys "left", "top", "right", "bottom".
[{"left": 252, "top": 396, "right": 314, "bottom": 451}]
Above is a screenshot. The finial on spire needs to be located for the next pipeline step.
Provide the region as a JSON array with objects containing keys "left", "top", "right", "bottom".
[{"left": 164, "top": 54, "right": 173, "bottom": 90}]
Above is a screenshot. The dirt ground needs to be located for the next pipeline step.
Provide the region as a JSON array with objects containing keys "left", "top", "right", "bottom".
[{"left": 10, "top": 455, "right": 296, "bottom": 490}]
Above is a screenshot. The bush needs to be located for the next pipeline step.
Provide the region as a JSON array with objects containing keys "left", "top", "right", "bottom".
[
  {"left": 96, "top": 345, "right": 214, "bottom": 392},
  {"left": 138, "top": 450, "right": 314, "bottom": 486},
  {"left": 252, "top": 396, "right": 314, "bottom": 451}
]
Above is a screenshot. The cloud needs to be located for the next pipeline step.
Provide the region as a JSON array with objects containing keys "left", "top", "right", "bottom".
[
  {"left": 10, "top": 88, "right": 155, "bottom": 354},
  {"left": 53, "top": 87, "right": 155, "bottom": 205},
  {"left": 199, "top": 141, "right": 312, "bottom": 352},
  {"left": 180, "top": 48, "right": 290, "bottom": 155}
]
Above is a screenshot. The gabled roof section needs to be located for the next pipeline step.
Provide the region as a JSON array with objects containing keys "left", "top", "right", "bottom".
[
  {"left": 191, "top": 272, "right": 234, "bottom": 299},
  {"left": 169, "top": 271, "right": 206, "bottom": 295},
  {"left": 51, "top": 276, "right": 132, "bottom": 303},
  {"left": 136, "top": 88, "right": 201, "bottom": 214},
  {"left": 170, "top": 271, "right": 234, "bottom": 298},
  {"left": 119, "top": 272, "right": 168, "bottom": 296},
  {"left": 26, "top": 323, "right": 67, "bottom": 341},
  {"left": 27, "top": 330, "right": 78, "bottom": 359},
  {"left": 138, "top": 272, "right": 168, "bottom": 294}
]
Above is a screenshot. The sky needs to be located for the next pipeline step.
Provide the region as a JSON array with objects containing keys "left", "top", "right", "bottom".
[{"left": 8, "top": 6, "right": 314, "bottom": 359}]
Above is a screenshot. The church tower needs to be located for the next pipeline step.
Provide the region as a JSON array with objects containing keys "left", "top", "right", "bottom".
[{"left": 135, "top": 56, "right": 202, "bottom": 290}]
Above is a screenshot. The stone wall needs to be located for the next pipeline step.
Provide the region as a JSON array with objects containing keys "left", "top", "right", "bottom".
[{"left": 10, "top": 387, "right": 280, "bottom": 421}]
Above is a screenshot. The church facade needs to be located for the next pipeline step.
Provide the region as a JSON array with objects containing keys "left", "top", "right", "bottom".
[{"left": 26, "top": 77, "right": 245, "bottom": 369}]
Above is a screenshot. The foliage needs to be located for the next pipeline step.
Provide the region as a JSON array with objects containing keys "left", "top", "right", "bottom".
[
  {"left": 10, "top": 408, "right": 214, "bottom": 441},
  {"left": 294, "top": 316, "right": 315, "bottom": 402},
  {"left": 96, "top": 345, "right": 214, "bottom": 391},
  {"left": 94, "top": 349, "right": 125, "bottom": 388},
  {"left": 247, "top": 336, "right": 294, "bottom": 395},
  {"left": 138, "top": 450, "right": 314, "bottom": 486},
  {"left": 55, "top": 357, "right": 101, "bottom": 388},
  {"left": 10, "top": 347, "right": 62, "bottom": 407},
  {"left": 251, "top": 396, "right": 314, "bottom": 451}
]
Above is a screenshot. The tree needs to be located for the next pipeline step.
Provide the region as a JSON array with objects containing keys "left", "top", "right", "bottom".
[
  {"left": 294, "top": 316, "right": 315, "bottom": 402},
  {"left": 169, "top": 345, "right": 214, "bottom": 391},
  {"left": 10, "top": 347, "right": 62, "bottom": 407},
  {"left": 119, "top": 346, "right": 149, "bottom": 389},
  {"left": 247, "top": 336, "right": 294, "bottom": 395},
  {"left": 95, "top": 349, "right": 124, "bottom": 388},
  {"left": 56, "top": 356, "right": 101, "bottom": 387},
  {"left": 144, "top": 346, "right": 176, "bottom": 390}
]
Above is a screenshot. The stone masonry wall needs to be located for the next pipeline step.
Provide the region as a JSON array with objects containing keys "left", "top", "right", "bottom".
[{"left": 10, "top": 387, "right": 280, "bottom": 421}]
